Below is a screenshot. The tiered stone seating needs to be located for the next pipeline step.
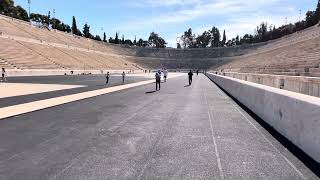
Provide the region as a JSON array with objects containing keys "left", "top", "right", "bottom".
[
  {"left": 1, "top": 14, "right": 319, "bottom": 74},
  {"left": 0, "top": 39, "right": 60, "bottom": 69},
  {"left": 0, "top": 18, "right": 34, "bottom": 38},
  {"left": 217, "top": 33, "right": 320, "bottom": 77},
  {"left": 0, "top": 59, "right": 15, "bottom": 69}
]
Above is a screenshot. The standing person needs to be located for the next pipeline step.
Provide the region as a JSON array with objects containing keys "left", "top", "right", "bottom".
[
  {"left": 163, "top": 69, "right": 168, "bottom": 82},
  {"left": 105, "top": 72, "right": 110, "bottom": 85},
  {"left": 188, "top": 70, "right": 193, "bottom": 85},
  {"left": 196, "top": 69, "right": 199, "bottom": 76},
  {"left": 155, "top": 70, "right": 161, "bottom": 91},
  {"left": 122, "top": 71, "right": 125, "bottom": 84},
  {"left": 1, "top": 68, "right": 7, "bottom": 82}
]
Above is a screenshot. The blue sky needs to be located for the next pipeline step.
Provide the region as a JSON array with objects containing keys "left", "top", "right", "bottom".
[{"left": 15, "top": 0, "right": 317, "bottom": 47}]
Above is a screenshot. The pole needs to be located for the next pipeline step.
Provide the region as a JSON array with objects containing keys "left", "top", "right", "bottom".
[
  {"left": 285, "top": 17, "right": 287, "bottom": 25},
  {"left": 28, "top": 0, "right": 31, "bottom": 21},
  {"left": 299, "top": 9, "right": 301, "bottom": 22}
]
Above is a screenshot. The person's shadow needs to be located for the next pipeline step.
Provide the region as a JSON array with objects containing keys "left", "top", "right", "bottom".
[{"left": 145, "top": 90, "right": 157, "bottom": 94}]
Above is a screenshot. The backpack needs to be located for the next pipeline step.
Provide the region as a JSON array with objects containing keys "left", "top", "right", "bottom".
[{"left": 156, "top": 73, "right": 161, "bottom": 80}]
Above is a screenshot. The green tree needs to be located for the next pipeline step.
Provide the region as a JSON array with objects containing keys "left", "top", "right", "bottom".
[
  {"left": 83, "top": 23, "right": 91, "bottom": 38},
  {"left": 95, "top": 35, "right": 101, "bottom": 41},
  {"left": 109, "top": 37, "right": 114, "bottom": 43},
  {"left": 235, "top": 35, "right": 240, "bottom": 45},
  {"left": 196, "top": 31, "right": 211, "bottom": 48},
  {"left": 133, "top": 36, "right": 137, "bottom": 46},
  {"left": 148, "top": 32, "right": 167, "bottom": 48},
  {"left": 306, "top": 11, "right": 317, "bottom": 27},
  {"left": 72, "top": 16, "right": 81, "bottom": 36},
  {"left": 138, "top": 38, "right": 143, "bottom": 47},
  {"left": 121, "top": 35, "right": 125, "bottom": 44},
  {"left": 0, "top": 0, "right": 14, "bottom": 15},
  {"left": 316, "top": 0, "right": 320, "bottom": 22},
  {"left": 124, "top": 39, "right": 133, "bottom": 46},
  {"left": 12, "top": 5, "right": 28, "bottom": 21},
  {"left": 222, "top": 30, "right": 226, "bottom": 46},
  {"left": 103, "top": 32, "right": 106, "bottom": 42},
  {"left": 114, "top": 32, "right": 119, "bottom": 44},
  {"left": 181, "top": 28, "right": 195, "bottom": 48},
  {"left": 210, "top": 26, "right": 220, "bottom": 47},
  {"left": 241, "top": 34, "right": 254, "bottom": 44},
  {"left": 256, "top": 22, "right": 268, "bottom": 41}
]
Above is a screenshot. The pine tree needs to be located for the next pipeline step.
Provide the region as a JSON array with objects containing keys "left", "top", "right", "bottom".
[
  {"left": 115, "top": 32, "right": 119, "bottom": 44},
  {"left": 222, "top": 30, "right": 226, "bottom": 46},
  {"left": 103, "top": 32, "right": 106, "bottom": 42},
  {"left": 72, "top": 16, "right": 77, "bottom": 35},
  {"left": 316, "top": 0, "right": 320, "bottom": 23},
  {"left": 121, "top": 35, "right": 125, "bottom": 44},
  {"left": 83, "top": 23, "right": 90, "bottom": 38},
  {"left": 133, "top": 36, "right": 137, "bottom": 46},
  {"left": 210, "top": 26, "right": 220, "bottom": 47}
]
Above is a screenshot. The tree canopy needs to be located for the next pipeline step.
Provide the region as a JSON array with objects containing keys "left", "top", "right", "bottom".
[{"left": 148, "top": 32, "right": 167, "bottom": 48}]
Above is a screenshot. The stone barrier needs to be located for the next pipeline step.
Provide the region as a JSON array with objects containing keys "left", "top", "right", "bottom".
[
  {"left": 215, "top": 72, "right": 320, "bottom": 97},
  {"left": 206, "top": 73, "right": 320, "bottom": 163}
]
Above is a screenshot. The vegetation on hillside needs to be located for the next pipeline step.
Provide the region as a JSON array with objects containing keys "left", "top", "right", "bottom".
[{"left": 178, "top": 0, "right": 320, "bottom": 48}]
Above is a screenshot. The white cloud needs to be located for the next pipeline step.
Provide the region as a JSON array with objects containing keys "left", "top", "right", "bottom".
[
  {"left": 116, "top": 0, "right": 303, "bottom": 47},
  {"left": 131, "top": 0, "right": 201, "bottom": 7}
]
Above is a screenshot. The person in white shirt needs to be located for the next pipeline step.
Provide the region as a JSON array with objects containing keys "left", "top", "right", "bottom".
[{"left": 163, "top": 69, "right": 168, "bottom": 82}]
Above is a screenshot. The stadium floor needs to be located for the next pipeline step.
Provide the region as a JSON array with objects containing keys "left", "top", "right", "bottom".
[
  {"left": 0, "top": 74, "right": 152, "bottom": 108},
  {"left": 0, "top": 74, "right": 318, "bottom": 179}
]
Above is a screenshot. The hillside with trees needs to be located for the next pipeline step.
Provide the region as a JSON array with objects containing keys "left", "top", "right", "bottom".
[{"left": 178, "top": 0, "right": 320, "bottom": 48}]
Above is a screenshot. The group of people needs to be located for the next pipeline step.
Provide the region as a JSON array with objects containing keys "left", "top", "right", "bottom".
[
  {"left": 1, "top": 68, "right": 7, "bottom": 82},
  {"left": 105, "top": 71, "right": 126, "bottom": 85},
  {"left": 155, "top": 69, "right": 199, "bottom": 91}
]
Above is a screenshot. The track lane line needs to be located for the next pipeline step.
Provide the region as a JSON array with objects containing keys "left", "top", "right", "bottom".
[
  {"left": 209, "top": 77, "right": 306, "bottom": 179},
  {"left": 203, "top": 90, "right": 224, "bottom": 180}
]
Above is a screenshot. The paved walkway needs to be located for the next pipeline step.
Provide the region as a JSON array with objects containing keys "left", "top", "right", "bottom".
[{"left": 0, "top": 74, "right": 317, "bottom": 179}]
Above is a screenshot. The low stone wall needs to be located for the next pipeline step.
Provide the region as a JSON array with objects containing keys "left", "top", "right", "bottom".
[
  {"left": 216, "top": 72, "right": 320, "bottom": 97},
  {"left": 206, "top": 73, "right": 320, "bottom": 163},
  {"left": 5, "top": 69, "right": 144, "bottom": 77}
]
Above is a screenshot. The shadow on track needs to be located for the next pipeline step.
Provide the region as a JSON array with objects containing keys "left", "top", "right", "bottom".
[{"left": 145, "top": 91, "right": 157, "bottom": 94}]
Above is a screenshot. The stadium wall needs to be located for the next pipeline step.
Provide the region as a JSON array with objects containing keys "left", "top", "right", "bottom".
[
  {"left": 215, "top": 72, "right": 320, "bottom": 97},
  {"left": 206, "top": 73, "right": 320, "bottom": 163}
]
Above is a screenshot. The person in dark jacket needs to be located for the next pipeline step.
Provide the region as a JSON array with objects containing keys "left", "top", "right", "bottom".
[
  {"left": 188, "top": 70, "right": 193, "bottom": 85},
  {"left": 155, "top": 70, "right": 161, "bottom": 91},
  {"left": 105, "top": 72, "right": 110, "bottom": 84},
  {"left": 1, "top": 68, "right": 7, "bottom": 82},
  {"left": 122, "top": 71, "right": 125, "bottom": 84}
]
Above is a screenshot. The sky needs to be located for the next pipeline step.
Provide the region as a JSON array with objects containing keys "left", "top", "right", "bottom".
[{"left": 15, "top": 0, "right": 317, "bottom": 47}]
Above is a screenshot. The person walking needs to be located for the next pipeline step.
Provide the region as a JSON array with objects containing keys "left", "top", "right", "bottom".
[
  {"left": 1, "top": 68, "right": 7, "bottom": 82},
  {"left": 188, "top": 70, "right": 193, "bottom": 85},
  {"left": 122, "top": 71, "right": 125, "bottom": 84},
  {"left": 196, "top": 69, "right": 199, "bottom": 76},
  {"left": 155, "top": 70, "right": 161, "bottom": 91},
  {"left": 105, "top": 72, "right": 110, "bottom": 85},
  {"left": 163, "top": 69, "right": 168, "bottom": 82}
]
